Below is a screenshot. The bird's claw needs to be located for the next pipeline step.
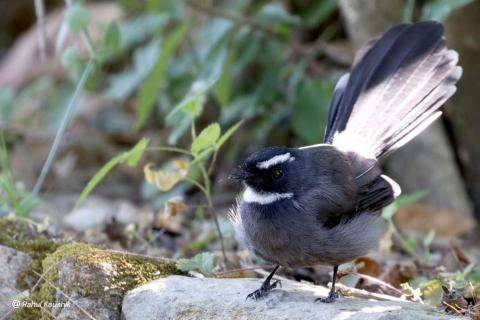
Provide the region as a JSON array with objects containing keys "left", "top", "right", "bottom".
[
  {"left": 246, "top": 279, "right": 281, "bottom": 301},
  {"left": 315, "top": 290, "right": 339, "bottom": 303}
]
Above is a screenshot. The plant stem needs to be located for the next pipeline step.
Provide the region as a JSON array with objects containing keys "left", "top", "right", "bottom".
[
  {"left": 208, "top": 150, "right": 218, "bottom": 176},
  {"left": 146, "top": 146, "right": 192, "bottom": 155},
  {"left": 31, "top": 60, "right": 94, "bottom": 197},
  {"left": 184, "top": 177, "right": 209, "bottom": 196},
  {"left": 199, "top": 162, "right": 228, "bottom": 269}
]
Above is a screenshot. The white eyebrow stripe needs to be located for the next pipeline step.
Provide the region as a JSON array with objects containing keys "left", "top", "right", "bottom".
[
  {"left": 242, "top": 187, "right": 293, "bottom": 205},
  {"left": 256, "top": 153, "right": 295, "bottom": 169}
]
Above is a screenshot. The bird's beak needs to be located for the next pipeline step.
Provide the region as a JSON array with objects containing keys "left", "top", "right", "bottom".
[{"left": 229, "top": 166, "right": 253, "bottom": 181}]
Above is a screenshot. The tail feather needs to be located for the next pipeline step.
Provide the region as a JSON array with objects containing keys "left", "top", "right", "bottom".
[{"left": 323, "top": 21, "right": 461, "bottom": 160}]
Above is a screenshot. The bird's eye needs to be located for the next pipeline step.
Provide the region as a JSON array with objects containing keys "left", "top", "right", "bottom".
[{"left": 272, "top": 168, "right": 283, "bottom": 179}]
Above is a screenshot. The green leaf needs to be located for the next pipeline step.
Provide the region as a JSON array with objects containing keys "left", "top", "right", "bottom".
[
  {"left": 126, "top": 138, "right": 149, "bottom": 167},
  {"left": 75, "top": 153, "right": 127, "bottom": 208},
  {"left": 191, "top": 123, "right": 221, "bottom": 155},
  {"left": 195, "top": 252, "right": 214, "bottom": 274},
  {"left": 300, "top": 0, "right": 337, "bottom": 27},
  {"left": 134, "top": 23, "right": 188, "bottom": 131},
  {"left": 256, "top": 3, "right": 301, "bottom": 27},
  {"left": 102, "top": 21, "right": 121, "bottom": 51},
  {"left": 176, "top": 258, "right": 198, "bottom": 272},
  {"left": 215, "top": 120, "right": 243, "bottom": 150},
  {"left": 190, "top": 146, "right": 216, "bottom": 166},
  {"left": 181, "top": 94, "right": 204, "bottom": 117},
  {"left": 76, "top": 139, "right": 149, "bottom": 208},
  {"left": 65, "top": 4, "right": 91, "bottom": 33},
  {"left": 167, "top": 79, "right": 215, "bottom": 123},
  {"left": 215, "top": 45, "right": 235, "bottom": 106},
  {"left": 104, "top": 39, "right": 160, "bottom": 101},
  {"left": 176, "top": 252, "right": 214, "bottom": 274}
]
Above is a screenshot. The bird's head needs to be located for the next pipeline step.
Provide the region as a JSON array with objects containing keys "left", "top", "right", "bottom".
[{"left": 230, "top": 147, "right": 300, "bottom": 195}]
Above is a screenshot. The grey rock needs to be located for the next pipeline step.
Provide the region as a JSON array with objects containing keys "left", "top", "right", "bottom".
[
  {"left": 122, "top": 276, "right": 463, "bottom": 320},
  {"left": 0, "top": 245, "right": 32, "bottom": 316},
  {"left": 64, "top": 196, "right": 142, "bottom": 232}
]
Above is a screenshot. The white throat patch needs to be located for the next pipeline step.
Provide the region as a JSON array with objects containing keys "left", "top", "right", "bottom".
[
  {"left": 256, "top": 152, "right": 295, "bottom": 169},
  {"left": 242, "top": 187, "right": 293, "bottom": 205}
]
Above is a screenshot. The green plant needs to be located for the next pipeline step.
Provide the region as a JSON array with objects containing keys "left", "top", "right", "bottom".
[
  {"left": 76, "top": 101, "right": 242, "bottom": 267},
  {"left": 0, "top": 134, "right": 37, "bottom": 217},
  {"left": 382, "top": 190, "right": 434, "bottom": 264},
  {"left": 177, "top": 252, "right": 215, "bottom": 274}
]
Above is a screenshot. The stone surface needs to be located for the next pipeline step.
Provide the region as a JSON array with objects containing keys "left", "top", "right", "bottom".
[
  {"left": 122, "top": 276, "right": 463, "bottom": 320},
  {"left": 64, "top": 196, "right": 142, "bottom": 232},
  {"left": 0, "top": 245, "right": 32, "bottom": 316},
  {"left": 42, "top": 245, "right": 182, "bottom": 320}
]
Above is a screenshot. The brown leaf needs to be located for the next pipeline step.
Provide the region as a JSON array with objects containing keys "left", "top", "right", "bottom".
[
  {"left": 355, "top": 256, "right": 382, "bottom": 277},
  {"left": 381, "top": 262, "right": 417, "bottom": 289},
  {"left": 144, "top": 159, "right": 190, "bottom": 192},
  {"left": 153, "top": 197, "right": 189, "bottom": 233}
]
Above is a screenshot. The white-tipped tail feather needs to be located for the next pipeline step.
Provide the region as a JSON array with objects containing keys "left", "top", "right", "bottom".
[{"left": 321, "top": 21, "right": 461, "bottom": 160}]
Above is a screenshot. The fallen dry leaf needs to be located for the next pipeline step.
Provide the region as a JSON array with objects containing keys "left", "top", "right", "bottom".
[{"left": 144, "top": 159, "right": 190, "bottom": 191}]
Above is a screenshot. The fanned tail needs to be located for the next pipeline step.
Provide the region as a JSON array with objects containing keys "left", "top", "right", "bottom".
[{"left": 323, "top": 21, "right": 462, "bottom": 160}]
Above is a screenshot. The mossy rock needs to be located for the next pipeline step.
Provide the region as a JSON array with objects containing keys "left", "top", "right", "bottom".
[
  {"left": 0, "top": 216, "right": 63, "bottom": 290},
  {"left": 38, "top": 244, "right": 183, "bottom": 319},
  {"left": 0, "top": 216, "right": 185, "bottom": 320}
]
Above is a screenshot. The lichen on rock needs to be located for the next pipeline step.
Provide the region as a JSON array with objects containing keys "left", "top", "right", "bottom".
[{"left": 0, "top": 216, "right": 185, "bottom": 320}]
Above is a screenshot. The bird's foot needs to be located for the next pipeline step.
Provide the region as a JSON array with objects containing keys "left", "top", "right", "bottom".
[
  {"left": 246, "top": 279, "right": 281, "bottom": 301},
  {"left": 315, "top": 290, "right": 339, "bottom": 303}
]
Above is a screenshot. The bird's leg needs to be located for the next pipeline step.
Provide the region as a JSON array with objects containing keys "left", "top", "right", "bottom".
[
  {"left": 246, "top": 265, "right": 281, "bottom": 301},
  {"left": 315, "top": 265, "right": 339, "bottom": 303}
]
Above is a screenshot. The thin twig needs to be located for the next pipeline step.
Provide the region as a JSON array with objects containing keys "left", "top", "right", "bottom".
[
  {"left": 31, "top": 60, "right": 94, "bottom": 196},
  {"left": 336, "top": 283, "right": 408, "bottom": 302},
  {"left": 34, "top": 0, "right": 47, "bottom": 60},
  {"left": 185, "top": 0, "right": 279, "bottom": 37},
  {"left": 214, "top": 264, "right": 274, "bottom": 277},
  {"left": 349, "top": 271, "right": 404, "bottom": 296}
]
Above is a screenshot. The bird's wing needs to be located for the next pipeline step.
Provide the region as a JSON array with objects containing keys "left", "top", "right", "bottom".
[{"left": 321, "top": 150, "right": 399, "bottom": 229}]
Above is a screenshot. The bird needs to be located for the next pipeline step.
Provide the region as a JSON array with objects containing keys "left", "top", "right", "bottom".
[{"left": 229, "top": 21, "right": 462, "bottom": 303}]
